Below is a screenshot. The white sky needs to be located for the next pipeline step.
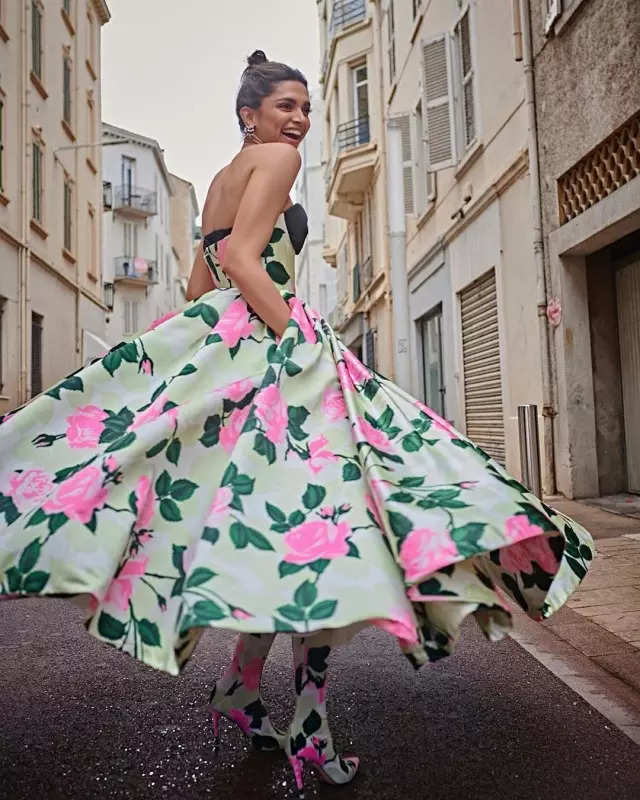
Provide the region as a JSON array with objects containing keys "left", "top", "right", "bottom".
[{"left": 101, "top": 0, "right": 320, "bottom": 219}]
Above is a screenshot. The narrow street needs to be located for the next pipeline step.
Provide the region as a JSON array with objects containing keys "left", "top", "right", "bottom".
[{"left": 1, "top": 598, "right": 639, "bottom": 800}]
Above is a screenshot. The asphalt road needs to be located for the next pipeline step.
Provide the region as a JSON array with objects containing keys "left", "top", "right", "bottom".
[{"left": 1, "top": 599, "right": 639, "bottom": 800}]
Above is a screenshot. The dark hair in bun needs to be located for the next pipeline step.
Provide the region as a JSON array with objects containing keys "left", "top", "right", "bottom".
[{"left": 236, "top": 50, "right": 308, "bottom": 132}]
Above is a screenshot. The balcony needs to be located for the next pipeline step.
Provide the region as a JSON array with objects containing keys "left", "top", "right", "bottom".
[
  {"left": 112, "top": 185, "right": 157, "bottom": 218},
  {"left": 114, "top": 256, "right": 159, "bottom": 286},
  {"left": 326, "top": 116, "right": 377, "bottom": 219}
]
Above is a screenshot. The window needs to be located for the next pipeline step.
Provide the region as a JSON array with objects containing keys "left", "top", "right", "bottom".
[
  {"left": 31, "top": 312, "right": 43, "bottom": 397},
  {"left": 123, "top": 300, "right": 139, "bottom": 334},
  {"left": 31, "top": 2, "right": 43, "bottom": 79},
  {"left": 0, "top": 296, "right": 5, "bottom": 394},
  {"left": 351, "top": 63, "right": 369, "bottom": 145},
  {"left": 88, "top": 203, "right": 97, "bottom": 278},
  {"left": 421, "top": 35, "right": 456, "bottom": 170},
  {"left": 123, "top": 222, "right": 137, "bottom": 256},
  {"left": 0, "top": 97, "right": 4, "bottom": 193},
  {"left": 413, "top": 100, "right": 436, "bottom": 214},
  {"left": 454, "top": 7, "right": 476, "bottom": 149},
  {"left": 412, "top": 0, "right": 421, "bottom": 19},
  {"left": 63, "top": 0, "right": 71, "bottom": 14},
  {"left": 63, "top": 176, "right": 73, "bottom": 251},
  {"left": 396, "top": 115, "right": 415, "bottom": 214},
  {"left": 121, "top": 155, "right": 136, "bottom": 202},
  {"left": 32, "top": 141, "right": 43, "bottom": 221},
  {"left": 86, "top": 91, "right": 96, "bottom": 164},
  {"left": 365, "top": 327, "right": 377, "bottom": 371},
  {"left": 387, "top": 0, "right": 396, "bottom": 84},
  {"left": 419, "top": 306, "right": 445, "bottom": 417},
  {"left": 63, "top": 54, "right": 72, "bottom": 124}
]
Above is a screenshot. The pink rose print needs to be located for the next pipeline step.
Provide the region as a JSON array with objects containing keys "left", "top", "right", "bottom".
[
  {"left": 219, "top": 406, "right": 251, "bottom": 453},
  {"left": 319, "top": 505, "right": 334, "bottom": 518},
  {"left": 505, "top": 514, "right": 544, "bottom": 543},
  {"left": 205, "top": 486, "right": 233, "bottom": 524},
  {"left": 216, "top": 234, "right": 230, "bottom": 267},
  {"left": 104, "top": 556, "right": 149, "bottom": 611},
  {"left": 229, "top": 708, "right": 252, "bottom": 735},
  {"left": 129, "top": 393, "right": 178, "bottom": 431},
  {"left": 241, "top": 657, "right": 264, "bottom": 691},
  {"left": 231, "top": 608, "right": 252, "bottom": 620},
  {"left": 336, "top": 360, "right": 355, "bottom": 394},
  {"left": 284, "top": 520, "right": 350, "bottom": 564},
  {"left": 146, "top": 309, "right": 178, "bottom": 331},
  {"left": 289, "top": 296, "right": 317, "bottom": 344},
  {"left": 297, "top": 743, "right": 327, "bottom": 766},
  {"left": 219, "top": 378, "right": 254, "bottom": 403},
  {"left": 415, "top": 401, "right": 458, "bottom": 439},
  {"left": 307, "top": 434, "right": 337, "bottom": 475},
  {"left": 140, "top": 358, "right": 152, "bottom": 375},
  {"left": 365, "top": 493, "right": 383, "bottom": 529},
  {"left": 8, "top": 469, "right": 54, "bottom": 512},
  {"left": 399, "top": 527, "right": 458, "bottom": 582},
  {"left": 321, "top": 386, "right": 346, "bottom": 422},
  {"left": 43, "top": 465, "right": 108, "bottom": 524},
  {"left": 212, "top": 298, "right": 254, "bottom": 347},
  {"left": 356, "top": 417, "right": 393, "bottom": 453},
  {"left": 500, "top": 535, "right": 558, "bottom": 575},
  {"left": 255, "top": 384, "right": 288, "bottom": 445},
  {"left": 373, "top": 608, "right": 419, "bottom": 646},
  {"left": 66, "top": 405, "right": 108, "bottom": 449},
  {"left": 343, "top": 349, "right": 370, "bottom": 385},
  {"left": 134, "top": 475, "right": 154, "bottom": 530}
]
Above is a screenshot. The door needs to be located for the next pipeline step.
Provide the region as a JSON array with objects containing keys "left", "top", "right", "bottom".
[
  {"left": 351, "top": 64, "right": 369, "bottom": 145},
  {"left": 459, "top": 268, "right": 505, "bottom": 463},
  {"left": 616, "top": 257, "right": 640, "bottom": 493},
  {"left": 121, "top": 156, "right": 136, "bottom": 204},
  {"left": 419, "top": 306, "right": 445, "bottom": 418}
]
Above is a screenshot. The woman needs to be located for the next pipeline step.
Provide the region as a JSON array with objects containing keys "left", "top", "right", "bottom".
[{"left": 0, "top": 51, "right": 593, "bottom": 797}]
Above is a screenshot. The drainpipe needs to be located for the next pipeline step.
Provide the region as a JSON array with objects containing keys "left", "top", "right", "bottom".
[
  {"left": 386, "top": 117, "right": 412, "bottom": 391},
  {"left": 18, "top": 1, "right": 30, "bottom": 403},
  {"left": 520, "top": 0, "right": 556, "bottom": 495}
]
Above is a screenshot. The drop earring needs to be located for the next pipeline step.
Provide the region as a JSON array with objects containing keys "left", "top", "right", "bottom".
[{"left": 243, "top": 123, "right": 264, "bottom": 145}]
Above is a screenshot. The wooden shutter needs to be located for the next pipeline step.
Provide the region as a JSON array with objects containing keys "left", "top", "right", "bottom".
[
  {"left": 31, "top": 313, "right": 43, "bottom": 397},
  {"left": 397, "top": 114, "right": 414, "bottom": 214},
  {"left": 616, "top": 258, "right": 640, "bottom": 492},
  {"left": 365, "top": 328, "right": 376, "bottom": 370},
  {"left": 459, "top": 269, "right": 504, "bottom": 463},
  {"left": 422, "top": 35, "right": 456, "bottom": 170}
]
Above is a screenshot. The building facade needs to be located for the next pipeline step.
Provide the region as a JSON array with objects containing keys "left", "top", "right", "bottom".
[
  {"left": 102, "top": 123, "right": 178, "bottom": 345},
  {"left": 295, "top": 89, "right": 337, "bottom": 318},
  {"left": 318, "top": 0, "right": 392, "bottom": 372},
  {"left": 0, "top": 0, "right": 111, "bottom": 412},
  {"left": 169, "top": 172, "right": 199, "bottom": 301},
  {"left": 530, "top": 0, "right": 640, "bottom": 498}
]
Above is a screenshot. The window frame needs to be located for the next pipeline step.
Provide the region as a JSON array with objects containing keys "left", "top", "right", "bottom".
[
  {"left": 31, "top": 311, "right": 43, "bottom": 398},
  {"left": 386, "top": 0, "right": 396, "bottom": 86},
  {"left": 31, "top": 1, "right": 44, "bottom": 81},
  {"left": 418, "top": 304, "right": 445, "bottom": 417},
  {"left": 63, "top": 173, "right": 73, "bottom": 253},
  {"left": 452, "top": 2, "right": 479, "bottom": 154},
  {"left": 31, "top": 136, "right": 44, "bottom": 223},
  {"left": 62, "top": 51, "right": 72, "bottom": 125},
  {"left": 0, "top": 93, "right": 4, "bottom": 195},
  {"left": 0, "top": 295, "right": 5, "bottom": 394}
]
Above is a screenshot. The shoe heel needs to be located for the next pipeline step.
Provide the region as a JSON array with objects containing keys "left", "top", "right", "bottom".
[
  {"left": 211, "top": 709, "right": 221, "bottom": 753},
  {"left": 288, "top": 755, "right": 306, "bottom": 800}
]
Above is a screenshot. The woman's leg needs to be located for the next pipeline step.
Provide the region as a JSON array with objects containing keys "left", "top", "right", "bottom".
[
  {"left": 286, "top": 635, "right": 359, "bottom": 792},
  {"left": 210, "top": 632, "right": 285, "bottom": 751}
]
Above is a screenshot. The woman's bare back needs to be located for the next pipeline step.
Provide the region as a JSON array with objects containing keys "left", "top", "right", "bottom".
[{"left": 202, "top": 149, "right": 293, "bottom": 235}]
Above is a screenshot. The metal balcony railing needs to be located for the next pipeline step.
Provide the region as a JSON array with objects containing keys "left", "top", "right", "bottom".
[
  {"left": 114, "top": 256, "right": 159, "bottom": 284},
  {"left": 361, "top": 255, "right": 373, "bottom": 289},
  {"left": 335, "top": 116, "right": 370, "bottom": 153},
  {"left": 113, "top": 185, "right": 157, "bottom": 216},
  {"left": 329, "top": 0, "right": 366, "bottom": 40},
  {"left": 352, "top": 262, "right": 361, "bottom": 302}
]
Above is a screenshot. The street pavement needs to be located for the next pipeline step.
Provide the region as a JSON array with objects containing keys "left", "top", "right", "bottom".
[{"left": 2, "top": 599, "right": 640, "bottom": 800}]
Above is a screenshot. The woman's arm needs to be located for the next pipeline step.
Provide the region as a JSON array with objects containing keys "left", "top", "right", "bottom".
[
  {"left": 221, "top": 144, "right": 301, "bottom": 338},
  {"left": 185, "top": 247, "right": 214, "bottom": 301}
]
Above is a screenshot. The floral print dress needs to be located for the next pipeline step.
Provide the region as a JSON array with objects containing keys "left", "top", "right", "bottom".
[{"left": 0, "top": 204, "right": 594, "bottom": 675}]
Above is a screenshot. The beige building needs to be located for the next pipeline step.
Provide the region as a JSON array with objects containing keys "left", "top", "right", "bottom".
[
  {"left": 169, "top": 172, "right": 200, "bottom": 300},
  {"left": 530, "top": 0, "right": 640, "bottom": 499},
  {"left": 318, "top": 0, "right": 392, "bottom": 373},
  {"left": 0, "top": 0, "right": 111, "bottom": 413}
]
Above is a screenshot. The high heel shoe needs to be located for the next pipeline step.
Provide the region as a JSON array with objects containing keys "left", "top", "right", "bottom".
[
  {"left": 208, "top": 681, "right": 286, "bottom": 753},
  {"left": 286, "top": 732, "right": 359, "bottom": 798}
]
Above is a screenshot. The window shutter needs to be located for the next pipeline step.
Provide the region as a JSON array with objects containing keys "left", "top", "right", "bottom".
[
  {"left": 422, "top": 35, "right": 456, "bottom": 170},
  {"left": 397, "top": 114, "right": 414, "bottom": 214},
  {"left": 365, "top": 328, "right": 376, "bottom": 370},
  {"left": 455, "top": 8, "right": 476, "bottom": 149}
]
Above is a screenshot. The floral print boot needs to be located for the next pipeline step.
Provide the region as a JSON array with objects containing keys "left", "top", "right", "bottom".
[
  {"left": 209, "top": 633, "right": 285, "bottom": 752},
  {"left": 286, "top": 638, "right": 359, "bottom": 797}
]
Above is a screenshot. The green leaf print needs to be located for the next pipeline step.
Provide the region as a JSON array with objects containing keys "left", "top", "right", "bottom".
[
  {"left": 105, "top": 432, "right": 136, "bottom": 453},
  {"left": 342, "top": 463, "right": 361, "bottom": 481},
  {"left": 347, "top": 541, "right": 360, "bottom": 558},
  {"left": 98, "top": 611, "right": 126, "bottom": 641},
  {"left": 289, "top": 510, "right": 305, "bottom": 526},
  {"left": 378, "top": 406, "right": 394, "bottom": 430},
  {"left": 288, "top": 405, "right": 309, "bottom": 426},
  {"left": 229, "top": 342, "right": 242, "bottom": 359},
  {"left": 451, "top": 523, "right": 486, "bottom": 558},
  {"left": 221, "top": 463, "right": 237, "bottom": 486},
  {"left": 266, "top": 502, "right": 287, "bottom": 523},
  {"left": 0, "top": 493, "right": 20, "bottom": 525},
  {"left": 186, "top": 568, "right": 216, "bottom": 588},
  {"left": 565, "top": 556, "right": 587, "bottom": 580},
  {"left": 86, "top": 512, "right": 98, "bottom": 533},
  {"left": 177, "top": 363, "right": 197, "bottom": 376},
  {"left": 172, "top": 544, "right": 187, "bottom": 574},
  {"left": 119, "top": 342, "right": 139, "bottom": 363},
  {"left": 128, "top": 491, "right": 137, "bottom": 514},
  {"left": 170, "top": 479, "right": 197, "bottom": 501},
  {"left": 580, "top": 544, "right": 593, "bottom": 560},
  {"left": 184, "top": 302, "right": 219, "bottom": 328},
  {"left": 388, "top": 511, "right": 412, "bottom": 538},
  {"left": 200, "top": 415, "right": 221, "bottom": 448},
  {"left": 284, "top": 360, "right": 302, "bottom": 377},
  {"left": 267, "top": 344, "right": 285, "bottom": 364},
  {"left": 261, "top": 243, "right": 274, "bottom": 258},
  {"left": 388, "top": 491, "right": 414, "bottom": 503},
  {"left": 517, "top": 503, "right": 556, "bottom": 532},
  {"left": 308, "top": 600, "right": 338, "bottom": 620},
  {"left": 18, "top": 539, "right": 41, "bottom": 573},
  {"left": 294, "top": 581, "right": 318, "bottom": 608},
  {"left": 232, "top": 473, "right": 254, "bottom": 495},
  {"left": 26, "top": 508, "right": 47, "bottom": 528},
  {"left": 247, "top": 528, "right": 275, "bottom": 551},
  {"left": 160, "top": 498, "right": 182, "bottom": 521},
  {"left": 280, "top": 337, "right": 295, "bottom": 359},
  {"left": 46, "top": 375, "right": 84, "bottom": 399},
  {"left": 277, "top": 604, "right": 306, "bottom": 621},
  {"left": 309, "top": 559, "right": 330, "bottom": 574},
  {"left": 48, "top": 513, "right": 67, "bottom": 534},
  {"left": 192, "top": 599, "right": 226, "bottom": 622},
  {"left": 166, "top": 439, "right": 182, "bottom": 465},
  {"left": 362, "top": 379, "right": 379, "bottom": 400},
  {"left": 274, "top": 619, "right": 297, "bottom": 632},
  {"left": 138, "top": 618, "right": 161, "bottom": 646},
  {"left": 146, "top": 438, "right": 169, "bottom": 458},
  {"left": 262, "top": 365, "right": 277, "bottom": 387},
  {"left": 205, "top": 333, "right": 222, "bottom": 346},
  {"left": 270, "top": 227, "right": 285, "bottom": 243},
  {"left": 155, "top": 470, "right": 172, "bottom": 497},
  {"left": 6, "top": 567, "right": 22, "bottom": 592},
  {"left": 102, "top": 349, "right": 123, "bottom": 377},
  {"left": 266, "top": 260, "right": 289, "bottom": 285},
  {"left": 100, "top": 407, "right": 134, "bottom": 443},
  {"left": 202, "top": 527, "right": 220, "bottom": 545},
  {"left": 302, "top": 484, "right": 326, "bottom": 510},
  {"left": 278, "top": 561, "right": 305, "bottom": 578},
  {"left": 254, "top": 432, "right": 276, "bottom": 464},
  {"left": 402, "top": 432, "right": 423, "bottom": 452},
  {"left": 230, "top": 522, "right": 249, "bottom": 549}
]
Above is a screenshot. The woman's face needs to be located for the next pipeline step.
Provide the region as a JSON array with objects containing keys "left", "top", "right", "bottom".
[{"left": 242, "top": 80, "right": 311, "bottom": 148}]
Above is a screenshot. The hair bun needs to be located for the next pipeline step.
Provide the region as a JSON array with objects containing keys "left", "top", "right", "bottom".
[{"left": 247, "top": 49, "right": 268, "bottom": 67}]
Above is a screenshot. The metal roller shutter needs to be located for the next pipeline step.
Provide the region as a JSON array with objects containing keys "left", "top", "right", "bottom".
[
  {"left": 459, "top": 269, "right": 505, "bottom": 463},
  {"left": 616, "top": 257, "right": 640, "bottom": 493}
]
